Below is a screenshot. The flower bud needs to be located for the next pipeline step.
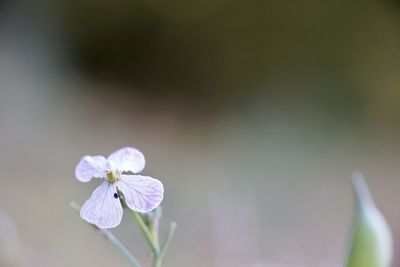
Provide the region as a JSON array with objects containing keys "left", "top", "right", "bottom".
[
  {"left": 346, "top": 172, "right": 393, "bottom": 267},
  {"left": 141, "top": 206, "right": 162, "bottom": 243}
]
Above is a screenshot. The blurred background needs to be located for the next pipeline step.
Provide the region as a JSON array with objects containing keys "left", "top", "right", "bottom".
[{"left": 0, "top": 0, "right": 399, "bottom": 266}]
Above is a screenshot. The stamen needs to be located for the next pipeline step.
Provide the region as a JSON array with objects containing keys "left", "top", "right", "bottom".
[
  {"left": 106, "top": 170, "right": 119, "bottom": 183},
  {"left": 113, "top": 193, "right": 119, "bottom": 199}
]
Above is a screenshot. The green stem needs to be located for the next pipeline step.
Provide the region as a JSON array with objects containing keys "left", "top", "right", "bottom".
[
  {"left": 69, "top": 201, "right": 142, "bottom": 267},
  {"left": 151, "top": 222, "right": 177, "bottom": 267},
  {"left": 152, "top": 256, "right": 162, "bottom": 267},
  {"left": 149, "top": 220, "right": 159, "bottom": 245},
  {"left": 158, "top": 222, "right": 177, "bottom": 263},
  {"left": 131, "top": 211, "right": 177, "bottom": 267},
  {"left": 131, "top": 211, "right": 160, "bottom": 255}
]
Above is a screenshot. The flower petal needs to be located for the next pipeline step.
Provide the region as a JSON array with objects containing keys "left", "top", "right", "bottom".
[
  {"left": 117, "top": 175, "right": 164, "bottom": 213},
  {"left": 107, "top": 147, "right": 146, "bottom": 173},
  {"left": 80, "top": 182, "right": 123, "bottom": 228},
  {"left": 75, "top": 155, "right": 108, "bottom": 182}
]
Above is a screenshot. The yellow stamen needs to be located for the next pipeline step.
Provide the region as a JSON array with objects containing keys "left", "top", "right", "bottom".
[{"left": 107, "top": 170, "right": 119, "bottom": 183}]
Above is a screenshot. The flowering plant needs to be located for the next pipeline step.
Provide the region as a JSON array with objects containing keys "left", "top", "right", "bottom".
[{"left": 71, "top": 147, "right": 176, "bottom": 267}]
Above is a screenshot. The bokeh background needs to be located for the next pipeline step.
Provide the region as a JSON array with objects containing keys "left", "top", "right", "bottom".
[{"left": 0, "top": 0, "right": 400, "bottom": 266}]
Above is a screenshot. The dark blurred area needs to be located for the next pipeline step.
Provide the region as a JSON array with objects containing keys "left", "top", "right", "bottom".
[
  {"left": 0, "top": 0, "right": 400, "bottom": 266},
  {"left": 57, "top": 0, "right": 400, "bottom": 117}
]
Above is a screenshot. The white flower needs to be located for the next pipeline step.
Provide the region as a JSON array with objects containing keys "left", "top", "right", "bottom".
[{"left": 75, "top": 147, "right": 164, "bottom": 229}]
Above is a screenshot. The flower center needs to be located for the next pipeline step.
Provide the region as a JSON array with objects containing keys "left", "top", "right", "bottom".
[{"left": 106, "top": 170, "right": 120, "bottom": 183}]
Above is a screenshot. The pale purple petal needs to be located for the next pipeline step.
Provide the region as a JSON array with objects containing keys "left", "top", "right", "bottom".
[
  {"left": 117, "top": 175, "right": 164, "bottom": 213},
  {"left": 75, "top": 155, "right": 108, "bottom": 182},
  {"left": 80, "top": 182, "right": 123, "bottom": 229},
  {"left": 107, "top": 147, "right": 146, "bottom": 173}
]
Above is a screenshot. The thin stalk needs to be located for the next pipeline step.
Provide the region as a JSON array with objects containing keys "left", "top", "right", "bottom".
[
  {"left": 151, "top": 222, "right": 177, "bottom": 267},
  {"left": 158, "top": 222, "right": 177, "bottom": 263},
  {"left": 69, "top": 201, "right": 142, "bottom": 267},
  {"left": 131, "top": 211, "right": 160, "bottom": 255},
  {"left": 149, "top": 220, "right": 159, "bottom": 245},
  {"left": 152, "top": 256, "right": 162, "bottom": 267}
]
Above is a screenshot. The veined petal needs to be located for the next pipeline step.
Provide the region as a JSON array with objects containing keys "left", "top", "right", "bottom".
[
  {"left": 80, "top": 182, "right": 123, "bottom": 229},
  {"left": 107, "top": 147, "right": 145, "bottom": 173},
  {"left": 75, "top": 155, "right": 108, "bottom": 182},
  {"left": 117, "top": 175, "right": 164, "bottom": 213}
]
